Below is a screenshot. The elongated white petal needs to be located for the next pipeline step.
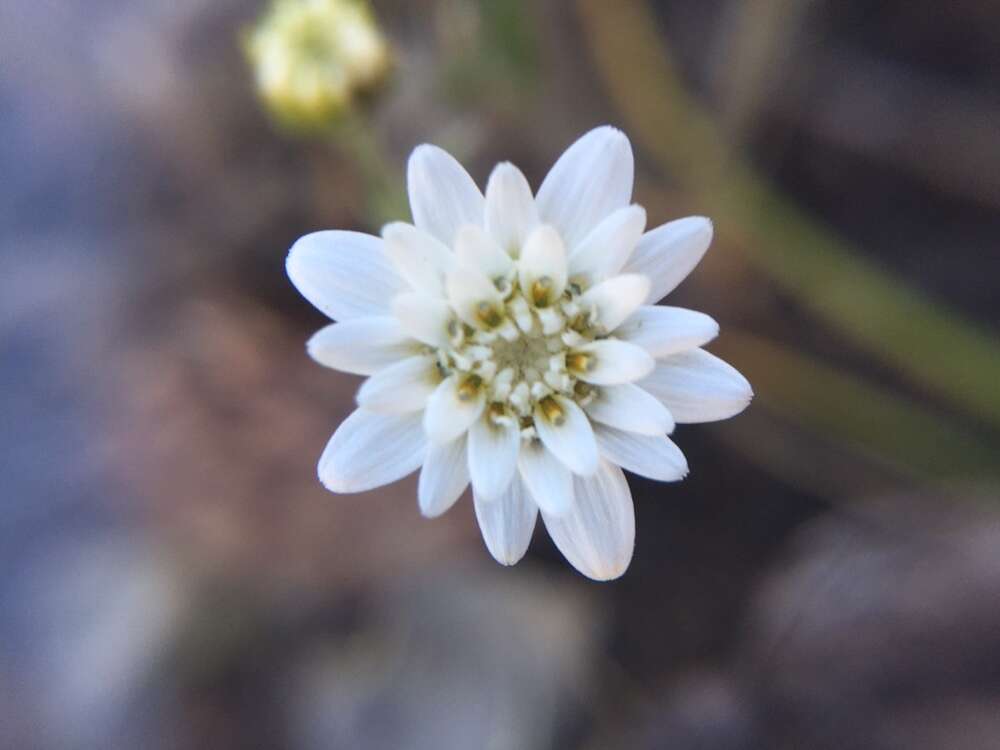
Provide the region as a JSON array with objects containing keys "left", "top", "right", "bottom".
[
  {"left": 617, "top": 305, "right": 719, "bottom": 358},
  {"left": 573, "top": 339, "right": 655, "bottom": 385},
  {"left": 518, "top": 225, "right": 567, "bottom": 307},
  {"left": 485, "top": 162, "right": 539, "bottom": 257},
  {"left": 287, "top": 231, "right": 404, "bottom": 321},
  {"left": 382, "top": 222, "right": 453, "bottom": 297},
  {"left": 534, "top": 395, "right": 599, "bottom": 476},
  {"left": 418, "top": 435, "right": 469, "bottom": 517},
  {"left": 319, "top": 410, "right": 426, "bottom": 493},
  {"left": 595, "top": 425, "right": 687, "bottom": 481},
  {"left": 568, "top": 205, "right": 646, "bottom": 283},
  {"left": 446, "top": 263, "right": 505, "bottom": 329},
  {"left": 577, "top": 274, "right": 649, "bottom": 333},
  {"left": 391, "top": 292, "right": 453, "bottom": 347},
  {"left": 541, "top": 459, "right": 634, "bottom": 581},
  {"left": 454, "top": 224, "right": 514, "bottom": 283},
  {"left": 518, "top": 441, "right": 574, "bottom": 516},
  {"left": 307, "top": 317, "right": 416, "bottom": 375},
  {"left": 473, "top": 473, "right": 537, "bottom": 565},
  {"left": 639, "top": 348, "right": 753, "bottom": 423},
  {"left": 356, "top": 355, "right": 440, "bottom": 413},
  {"left": 536, "top": 126, "right": 634, "bottom": 250},
  {"left": 583, "top": 383, "right": 675, "bottom": 435},
  {"left": 423, "top": 374, "right": 487, "bottom": 444},
  {"left": 407, "top": 144, "right": 484, "bottom": 245},
  {"left": 624, "top": 217, "right": 713, "bottom": 303},
  {"left": 468, "top": 415, "right": 520, "bottom": 500}
]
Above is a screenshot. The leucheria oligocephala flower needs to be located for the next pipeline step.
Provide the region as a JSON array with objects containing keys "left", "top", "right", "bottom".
[{"left": 288, "top": 126, "right": 752, "bottom": 580}]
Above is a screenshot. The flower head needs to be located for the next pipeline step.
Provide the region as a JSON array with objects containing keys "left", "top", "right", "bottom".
[
  {"left": 245, "top": 0, "right": 390, "bottom": 129},
  {"left": 288, "top": 126, "right": 752, "bottom": 580}
]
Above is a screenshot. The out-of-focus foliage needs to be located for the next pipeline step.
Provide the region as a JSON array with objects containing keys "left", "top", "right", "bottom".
[
  {"left": 441, "top": 0, "right": 540, "bottom": 111},
  {"left": 578, "top": 0, "right": 1000, "bottom": 483}
]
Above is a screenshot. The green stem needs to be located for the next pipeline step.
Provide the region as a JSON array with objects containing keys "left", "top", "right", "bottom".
[
  {"left": 717, "top": 330, "right": 1000, "bottom": 482},
  {"left": 331, "top": 113, "right": 408, "bottom": 227}
]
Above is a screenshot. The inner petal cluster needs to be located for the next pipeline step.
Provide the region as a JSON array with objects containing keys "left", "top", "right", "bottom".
[
  {"left": 430, "top": 267, "right": 602, "bottom": 435},
  {"left": 381, "top": 211, "right": 656, "bottom": 466}
]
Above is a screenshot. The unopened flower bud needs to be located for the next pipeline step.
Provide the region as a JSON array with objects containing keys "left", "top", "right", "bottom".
[{"left": 245, "top": 0, "right": 391, "bottom": 129}]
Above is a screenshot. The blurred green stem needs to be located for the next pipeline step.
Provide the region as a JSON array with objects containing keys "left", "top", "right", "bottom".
[
  {"left": 577, "top": 0, "right": 1000, "bottom": 430},
  {"left": 331, "top": 113, "right": 408, "bottom": 227},
  {"left": 717, "top": 330, "right": 1000, "bottom": 482}
]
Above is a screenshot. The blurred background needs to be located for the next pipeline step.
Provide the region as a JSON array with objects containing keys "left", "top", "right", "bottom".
[{"left": 3, "top": 0, "right": 1000, "bottom": 748}]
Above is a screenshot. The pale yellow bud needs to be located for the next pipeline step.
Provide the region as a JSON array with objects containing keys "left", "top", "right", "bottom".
[{"left": 245, "top": 0, "right": 391, "bottom": 129}]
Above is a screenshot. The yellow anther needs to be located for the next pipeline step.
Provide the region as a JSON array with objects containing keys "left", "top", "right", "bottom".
[
  {"left": 457, "top": 374, "right": 483, "bottom": 402},
  {"left": 531, "top": 277, "right": 554, "bottom": 307},
  {"left": 475, "top": 301, "right": 504, "bottom": 328},
  {"left": 568, "top": 312, "right": 589, "bottom": 332},
  {"left": 539, "top": 396, "right": 565, "bottom": 426},
  {"left": 566, "top": 351, "right": 594, "bottom": 374}
]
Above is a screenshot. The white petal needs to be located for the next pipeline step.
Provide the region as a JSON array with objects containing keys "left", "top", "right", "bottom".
[
  {"left": 473, "top": 473, "right": 537, "bottom": 565},
  {"left": 391, "top": 292, "right": 453, "bottom": 347},
  {"left": 468, "top": 415, "right": 520, "bottom": 500},
  {"left": 418, "top": 435, "right": 469, "bottom": 517},
  {"left": 423, "top": 374, "right": 487, "bottom": 444},
  {"left": 319, "top": 410, "right": 426, "bottom": 493},
  {"left": 541, "top": 459, "right": 635, "bottom": 581},
  {"left": 534, "top": 395, "right": 599, "bottom": 476},
  {"left": 573, "top": 339, "right": 655, "bottom": 385},
  {"left": 576, "top": 274, "right": 649, "bottom": 333},
  {"left": 624, "top": 217, "right": 713, "bottom": 303},
  {"left": 518, "top": 441, "right": 574, "bottom": 516},
  {"left": 307, "top": 317, "right": 416, "bottom": 375},
  {"left": 454, "top": 224, "right": 514, "bottom": 282},
  {"left": 595, "top": 425, "right": 687, "bottom": 481},
  {"left": 583, "top": 383, "right": 675, "bottom": 435},
  {"left": 536, "top": 126, "right": 634, "bottom": 250},
  {"left": 407, "top": 144, "right": 484, "bottom": 246},
  {"left": 617, "top": 305, "right": 719, "bottom": 358},
  {"left": 382, "top": 222, "right": 453, "bottom": 297},
  {"left": 446, "top": 263, "right": 505, "bottom": 329},
  {"left": 484, "top": 162, "right": 539, "bottom": 257},
  {"left": 639, "top": 348, "right": 753, "bottom": 423},
  {"left": 287, "top": 231, "right": 404, "bottom": 321},
  {"left": 518, "top": 225, "right": 567, "bottom": 306},
  {"left": 568, "top": 205, "right": 646, "bottom": 283},
  {"left": 356, "top": 355, "right": 441, "bottom": 413}
]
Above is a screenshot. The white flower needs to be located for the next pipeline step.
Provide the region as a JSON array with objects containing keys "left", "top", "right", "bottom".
[{"left": 288, "top": 126, "right": 752, "bottom": 580}]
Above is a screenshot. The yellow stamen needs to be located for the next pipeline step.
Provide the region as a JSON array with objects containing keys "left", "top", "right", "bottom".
[
  {"left": 531, "top": 277, "right": 554, "bottom": 307},
  {"left": 539, "top": 396, "right": 565, "bottom": 426},
  {"left": 457, "top": 374, "right": 483, "bottom": 402},
  {"left": 566, "top": 351, "right": 594, "bottom": 374},
  {"left": 475, "top": 301, "right": 504, "bottom": 328}
]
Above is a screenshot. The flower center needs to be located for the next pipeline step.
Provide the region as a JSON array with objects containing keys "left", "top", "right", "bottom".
[{"left": 432, "top": 278, "right": 601, "bottom": 431}]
